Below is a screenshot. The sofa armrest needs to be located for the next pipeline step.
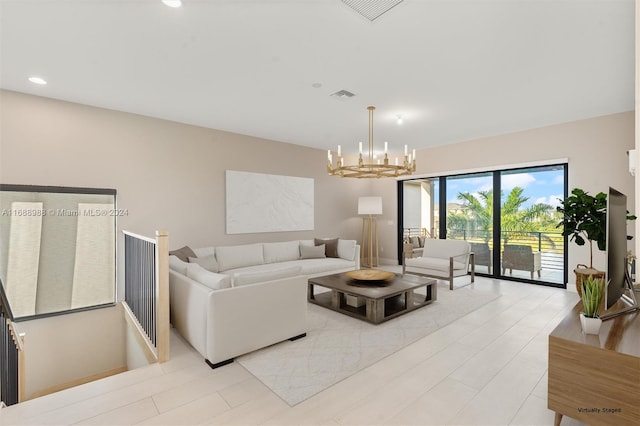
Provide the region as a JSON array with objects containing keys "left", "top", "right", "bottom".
[
  {"left": 169, "top": 270, "right": 211, "bottom": 359},
  {"left": 206, "top": 275, "right": 307, "bottom": 364},
  {"left": 403, "top": 243, "right": 415, "bottom": 259},
  {"left": 533, "top": 251, "right": 542, "bottom": 269},
  {"left": 354, "top": 245, "right": 361, "bottom": 269}
]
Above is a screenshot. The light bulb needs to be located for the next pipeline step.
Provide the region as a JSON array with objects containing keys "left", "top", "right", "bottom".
[
  {"left": 28, "top": 76, "right": 47, "bottom": 85},
  {"left": 162, "top": 0, "right": 182, "bottom": 8}
]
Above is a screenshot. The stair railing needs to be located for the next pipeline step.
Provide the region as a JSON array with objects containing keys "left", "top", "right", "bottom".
[
  {"left": 122, "top": 231, "right": 170, "bottom": 363},
  {"left": 0, "top": 279, "right": 25, "bottom": 406}
]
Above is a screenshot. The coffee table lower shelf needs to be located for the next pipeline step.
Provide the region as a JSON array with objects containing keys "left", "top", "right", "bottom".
[{"left": 308, "top": 273, "right": 437, "bottom": 324}]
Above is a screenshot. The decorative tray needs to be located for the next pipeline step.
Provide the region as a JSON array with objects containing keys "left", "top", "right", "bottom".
[{"left": 345, "top": 270, "right": 395, "bottom": 282}]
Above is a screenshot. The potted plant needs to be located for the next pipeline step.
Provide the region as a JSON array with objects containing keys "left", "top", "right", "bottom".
[
  {"left": 579, "top": 275, "right": 604, "bottom": 334},
  {"left": 557, "top": 188, "right": 607, "bottom": 267},
  {"left": 556, "top": 188, "right": 636, "bottom": 294}
]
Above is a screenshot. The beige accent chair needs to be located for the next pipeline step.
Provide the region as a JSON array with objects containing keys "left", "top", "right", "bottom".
[
  {"left": 501, "top": 244, "right": 542, "bottom": 279},
  {"left": 403, "top": 239, "right": 475, "bottom": 290}
]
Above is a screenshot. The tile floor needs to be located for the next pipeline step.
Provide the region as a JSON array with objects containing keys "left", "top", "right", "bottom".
[{"left": 0, "top": 276, "right": 589, "bottom": 426}]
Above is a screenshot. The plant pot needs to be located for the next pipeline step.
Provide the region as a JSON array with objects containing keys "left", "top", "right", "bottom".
[
  {"left": 574, "top": 265, "right": 605, "bottom": 297},
  {"left": 580, "top": 312, "right": 602, "bottom": 335}
]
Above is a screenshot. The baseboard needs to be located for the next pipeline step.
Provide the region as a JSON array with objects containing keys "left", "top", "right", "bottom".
[{"left": 28, "top": 366, "right": 127, "bottom": 400}]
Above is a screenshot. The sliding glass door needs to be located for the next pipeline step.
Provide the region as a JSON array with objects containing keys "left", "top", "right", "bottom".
[
  {"left": 445, "top": 173, "right": 494, "bottom": 275},
  {"left": 499, "top": 167, "right": 565, "bottom": 284},
  {"left": 400, "top": 164, "right": 567, "bottom": 287}
]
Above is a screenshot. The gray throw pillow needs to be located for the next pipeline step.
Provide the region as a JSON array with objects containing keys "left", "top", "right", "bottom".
[
  {"left": 300, "top": 244, "right": 326, "bottom": 259},
  {"left": 169, "top": 246, "right": 196, "bottom": 262}
]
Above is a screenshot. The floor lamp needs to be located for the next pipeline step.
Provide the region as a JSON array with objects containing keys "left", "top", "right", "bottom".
[{"left": 358, "top": 196, "right": 382, "bottom": 268}]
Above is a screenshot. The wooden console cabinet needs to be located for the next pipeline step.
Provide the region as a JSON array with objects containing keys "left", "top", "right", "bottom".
[{"left": 548, "top": 302, "right": 640, "bottom": 425}]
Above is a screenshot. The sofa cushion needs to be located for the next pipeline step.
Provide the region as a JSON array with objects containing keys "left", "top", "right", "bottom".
[
  {"left": 295, "top": 258, "right": 355, "bottom": 275},
  {"left": 193, "top": 246, "right": 215, "bottom": 258},
  {"left": 188, "top": 255, "right": 219, "bottom": 273},
  {"left": 263, "top": 241, "right": 301, "bottom": 264},
  {"left": 422, "top": 239, "right": 470, "bottom": 259},
  {"left": 186, "top": 263, "right": 231, "bottom": 290},
  {"left": 216, "top": 243, "right": 264, "bottom": 272},
  {"left": 300, "top": 244, "right": 326, "bottom": 259},
  {"left": 337, "top": 239, "right": 357, "bottom": 261},
  {"left": 406, "top": 257, "right": 467, "bottom": 272},
  {"left": 315, "top": 238, "right": 339, "bottom": 258},
  {"left": 299, "top": 239, "right": 314, "bottom": 247},
  {"left": 169, "top": 246, "right": 196, "bottom": 262},
  {"left": 233, "top": 265, "right": 302, "bottom": 287},
  {"left": 168, "top": 255, "right": 189, "bottom": 275}
]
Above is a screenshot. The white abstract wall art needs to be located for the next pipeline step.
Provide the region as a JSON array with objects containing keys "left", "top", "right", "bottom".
[
  {"left": 72, "top": 203, "right": 115, "bottom": 309},
  {"left": 6, "top": 201, "right": 43, "bottom": 318},
  {"left": 226, "top": 170, "right": 314, "bottom": 234}
]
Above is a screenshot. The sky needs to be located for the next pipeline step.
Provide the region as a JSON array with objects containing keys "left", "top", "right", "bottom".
[{"left": 444, "top": 169, "right": 565, "bottom": 209}]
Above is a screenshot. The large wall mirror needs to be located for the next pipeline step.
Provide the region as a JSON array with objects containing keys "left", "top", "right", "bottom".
[{"left": 0, "top": 184, "right": 116, "bottom": 320}]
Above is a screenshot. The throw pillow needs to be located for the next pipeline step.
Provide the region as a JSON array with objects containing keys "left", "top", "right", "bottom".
[
  {"left": 410, "top": 236, "right": 420, "bottom": 248},
  {"left": 188, "top": 255, "right": 219, "bottom": 273},
  {"left": 169, "top": 246, "right": 196, "bottom": 262},
  {"left": 185, "top": 263, "right": 231, "bottom": 290},
  {"left": 314, "top": 238, "right": 339, "bottom": 258},
  {"left": 337, "top": 239, "right": 357, "bottom": 261},
  {"left": 300, "top": 244, "right": 326, "bottom": 259},
  {"left": 168, "top": 255, "right": 189, "bottom": 275}
]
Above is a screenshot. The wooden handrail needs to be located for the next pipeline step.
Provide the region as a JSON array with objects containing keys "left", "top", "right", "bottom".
[{"left": 155, "top": 231, "right": 170, "bottom": 363}]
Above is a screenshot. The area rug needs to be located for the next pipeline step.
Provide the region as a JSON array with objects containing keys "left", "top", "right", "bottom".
[{"left": 237, "top": 282, "right": 501, "bottom": 406}]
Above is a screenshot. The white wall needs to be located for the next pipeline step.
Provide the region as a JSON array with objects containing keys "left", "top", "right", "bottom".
[
  {"left": 1, "top": 90, "right": 634, "bottom": 280},
  {"left": 14, "top": 305, "right": 126, "bottom": 399},
  {"left": 401, "top": 112, "right": 636, "bottom": 282},
  {"left": 0, "top": 90, "right": 374, "bottom": 295}
]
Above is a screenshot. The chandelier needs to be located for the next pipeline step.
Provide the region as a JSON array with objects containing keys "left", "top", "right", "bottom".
[{"left": 327, "top": 106, "right": 416, "bottom": 178}]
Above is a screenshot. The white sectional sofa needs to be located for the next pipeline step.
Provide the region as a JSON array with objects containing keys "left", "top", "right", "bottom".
[{"left": 168, "top": 239, "right": 360, "bottom": 368}]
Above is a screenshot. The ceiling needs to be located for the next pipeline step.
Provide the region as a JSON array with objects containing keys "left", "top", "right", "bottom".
[{"left": 0, "top": 0, "right": 635, "bottom": 156}]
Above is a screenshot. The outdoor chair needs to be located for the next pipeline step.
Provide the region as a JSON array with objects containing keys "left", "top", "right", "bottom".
[
  {"left": 470, "top": 242, "right": 492, "bottom": 274},
  {"left": 501, "top": 244, "right": 542, "bottom": 279}
]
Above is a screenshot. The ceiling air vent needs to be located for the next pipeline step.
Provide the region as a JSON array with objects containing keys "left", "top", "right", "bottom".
[
  {"left": 341, "top": 0, "right": 404, "bottom": 21},
  {"left": 330, "top": 89, "right": 356, "bottom": 99}
]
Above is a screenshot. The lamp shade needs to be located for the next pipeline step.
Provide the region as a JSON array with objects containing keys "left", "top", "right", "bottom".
[{"left": 358, "top": 196, "right": 382, "bottom": 215}]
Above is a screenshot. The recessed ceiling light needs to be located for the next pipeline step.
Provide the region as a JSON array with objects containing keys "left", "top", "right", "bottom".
[
  {"left": 162, "top": 0, "right": 182, "bottom": 8},
  {"left": 28, "top": 76, "right": 47, "bottom": 85}
]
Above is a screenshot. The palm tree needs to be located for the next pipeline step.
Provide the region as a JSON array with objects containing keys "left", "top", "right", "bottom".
[
  {"left": 449, "top": 187, "right": 555, "bottom": 245},
  {"left": 456, "top": 190, "right": 493, "bottom": 241}
]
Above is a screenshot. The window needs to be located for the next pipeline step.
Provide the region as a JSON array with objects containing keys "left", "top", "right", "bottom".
[
  {"left": 0, "top": 185, "right": 117, "bottom": 319},
  {"left": 400, "top": 164, "right": 567, "bottom": 287}
]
